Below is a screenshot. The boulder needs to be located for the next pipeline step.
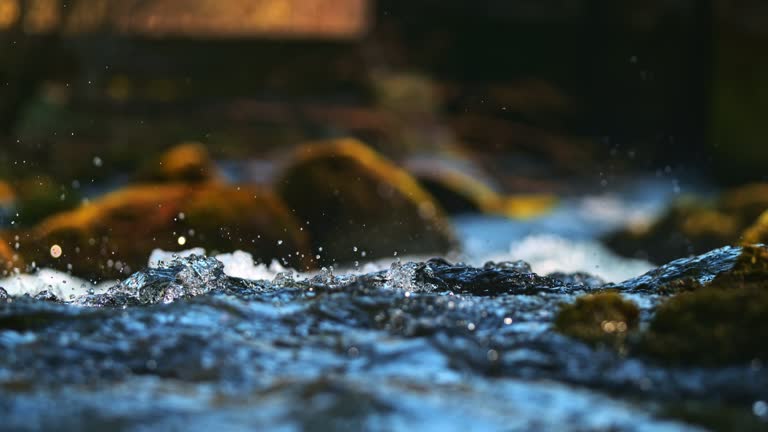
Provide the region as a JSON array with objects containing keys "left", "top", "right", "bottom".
[
  {"left": 605, "top": 183, "right": 768, "bottom": 264},
  {"left": 275, "top": 138, "right": 457, "bottom": 266},
  {"left": 637, "top": 245, "right": 768, "bottom": 365},
  {"left": 136, "top": 142, "right": 222, "bottom": 183},
  {"left": 16, "top": 183, "right": 311, "bottom": 281},
  {"left": 641, "top": 283, "right": 768, "bottom": 365}
]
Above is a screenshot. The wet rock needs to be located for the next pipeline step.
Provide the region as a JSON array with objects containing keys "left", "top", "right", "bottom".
[
  {"left": 616, "top": 245, "right": 768, "bottom": 365},
  {"left": 0, "top": 251, "right": 765, "bottom": 429},
  {"left": 275, "top": 138, "right": 457, "bottom": 265},
  {"left": 136, "top": 141, "right": 221, "bottom": 183},
  {"left": 640, "top": 283, "right": 768, "bottom": 366},
  {"left": 605, "top": 183, "right": 768, "bottom": 264},
  {"left": 547, "top": 272, "right": 606, "bottom": 289},
  {"left": 420, "top": 258, "right": 568, "bottom": 295},
  {"left": 16, "top": 183, "right": 311, "bottom": 280},
  {"left": 483, "top": 260, "right": 532, "bottom": 273},
  {"left": 84, "top": 255, "right": 228, "bottom": 307},
  {"left": 616, "top": 245, "right": 767, "bottom": 294},
  {"left": 554, "top": 292, "right": 640, "bottom": 347}
]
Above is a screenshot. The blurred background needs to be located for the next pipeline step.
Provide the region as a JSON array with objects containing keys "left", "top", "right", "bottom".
[{"left": 1, "top": 0, "right": 768, "bottom": 279}]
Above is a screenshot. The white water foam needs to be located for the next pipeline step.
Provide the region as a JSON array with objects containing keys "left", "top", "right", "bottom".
[
  {"left": 471, "top": 234, "right": 654, "bottom": 283},
  {"left": 0, "top": 233, "right": 653, "bottom": 300},
  {"left": 0, "top": 269, "right": 111, "bottom": 300}
]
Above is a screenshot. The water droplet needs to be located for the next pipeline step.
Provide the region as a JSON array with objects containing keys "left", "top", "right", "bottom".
[
  {"left": 50, "top": 244, "right": 62, "bottom": 258},
  {"left": 92, "top": 156, "right": 103, "bottom": 167},
  {"left": 487, "top": 349, "right": 499, "bottom": 362},
  {"left": 177, "top": 236, "right": 187, "bottom": 246}
]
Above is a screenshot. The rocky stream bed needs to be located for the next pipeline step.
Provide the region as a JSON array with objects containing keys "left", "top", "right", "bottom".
[{"left": 0, "top": 244, "right": 767, "bottom": 431}]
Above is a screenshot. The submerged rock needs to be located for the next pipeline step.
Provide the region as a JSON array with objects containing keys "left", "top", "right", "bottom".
[
  {"left": 276, "top": 138, "right": 457, "bottom": 265},
  {"left": 15, "top": 183, "right": 311, "bottom": 280},
  {"left": 554, "top": 292, "right": 639, "bottom": 348},
  {"left": 605, "top": 183, "right": 768, "bottom": 264}
]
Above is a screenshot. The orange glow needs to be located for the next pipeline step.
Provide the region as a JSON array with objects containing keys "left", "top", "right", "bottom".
[
  {"left": 24, "top": 0, "right": 60, "bottom": 33},
  {"left": 96, "top": 0, "right": 369, "bottom": 38},
  {"left": 0, "top": 0, "right": 20, "bottom": 29}
]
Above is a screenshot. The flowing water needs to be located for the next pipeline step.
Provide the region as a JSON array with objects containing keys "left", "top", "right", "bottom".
[
  {"left": 2, "top": 177, "right": 765, "bottom": 431},
  {"left": 1, "top": 247, "right": 767, "bottom": 431}
]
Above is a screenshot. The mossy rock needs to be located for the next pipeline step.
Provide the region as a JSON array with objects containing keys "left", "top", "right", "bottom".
[
  {"left": 136, "top": 141, "right": 222, "bottom": 183},
  {"left": 554, "top": 292, "right": 640, "bottom": 348},
  {"left": 639, "top": 245, "right": 768, "bottom": 365},
  {"left": 275, "top": 138, "right": 457, "bottom": 266},
  {"left": 406, "top": 158, "right": 556, "bottom": 218},
  {"left": 741, "top": 209, "right": 768, "bottom": 245},
  {"left": 713, "top": 244, "right": 768, "bottom": 285},
  {"left": 640, "top": 284, "right": 768, "bottom": 366},
  {"left": 719, "top": 183, "right": 768, "bottom": 225},
  {"left": 605, "top": 183, "right": 768, "bottom": 264},
  {"left": 17, "top": 183, "right": 311, "bottom": 281}
]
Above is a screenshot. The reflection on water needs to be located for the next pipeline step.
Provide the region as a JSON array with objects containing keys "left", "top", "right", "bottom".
[{"left": 1, "top": 242, "right": 766, "bottom": 430}]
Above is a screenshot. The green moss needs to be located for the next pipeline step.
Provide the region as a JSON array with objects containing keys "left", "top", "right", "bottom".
[
  {"left": 554, "top": 292, "right": 640, "bottom": 348},
  {"left": 641, "top": 284, "right": 768, "bottom": 365},
  {"left": 640, "top": 245, "right": 768, "bottom": 366},
  {"left": 605, "top": 183, "right": 768, "bottom": 264}
]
